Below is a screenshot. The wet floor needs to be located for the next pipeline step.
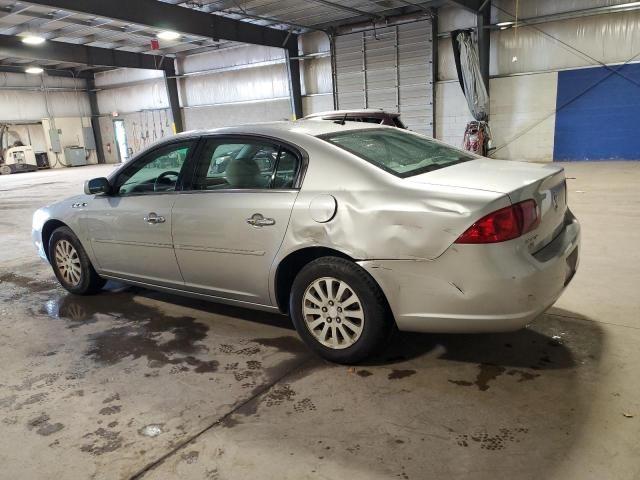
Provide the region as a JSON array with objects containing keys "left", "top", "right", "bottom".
[{"left": 1, "top": 164, "right": 640, "bottom": 479}]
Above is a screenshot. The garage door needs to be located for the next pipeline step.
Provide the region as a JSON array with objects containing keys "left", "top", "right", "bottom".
[
  {"left": 334, "top": 20, "right": 434, "bottom": 136},
  {"left": 554, "top": 63, "right": 640, "bottom": 161}
]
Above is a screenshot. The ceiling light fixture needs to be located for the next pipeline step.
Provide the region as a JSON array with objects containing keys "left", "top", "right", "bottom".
[
  {"left": 22, "top": 35, "right": 46, "bottom": 45},
  {"left": 157, "top": 30, "right": 181, "bottom": 41},
  {"left": 496, "top": 21, "right": 514, "bottom": 27},
  {"left": 25, "top": 66, "right": 44, "bottom": 74}
]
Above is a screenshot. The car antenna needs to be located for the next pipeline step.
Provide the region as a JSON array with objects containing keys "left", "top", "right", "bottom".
[{"left": 339, "top": 112, "right": 347, "bottom": 125}]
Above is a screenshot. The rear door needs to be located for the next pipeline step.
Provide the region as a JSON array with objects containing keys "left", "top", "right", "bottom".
[{"left": 172, "top": 136, "right": 303, "bottom": 306}]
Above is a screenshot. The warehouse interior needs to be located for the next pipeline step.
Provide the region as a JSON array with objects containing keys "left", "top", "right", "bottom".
[{"left": 0, "top": 0, "right": 639, "bottom": 479}]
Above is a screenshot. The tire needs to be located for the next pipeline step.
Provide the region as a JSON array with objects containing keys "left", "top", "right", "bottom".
[
  {"left": 49, "top": 226, "right": 106, "bottom": 295},
  {"left": 289, "top": 256, "right": 392, "bottom": 364}
]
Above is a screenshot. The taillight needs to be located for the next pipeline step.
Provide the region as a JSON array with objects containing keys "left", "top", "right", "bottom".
[{"left": 455, "top": 200, "right": 539, "bottom": 244}]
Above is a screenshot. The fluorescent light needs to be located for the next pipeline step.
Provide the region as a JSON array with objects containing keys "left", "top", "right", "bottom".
[
  {"left": 22, "top": 35, "right": 46, "bottom": 45},
  {"left": 25, "top": 67, "right": 44, "bottom": 74},
  {"left": 496, "top": 21, "right": 514, "bottom": 27},
  {"left": 157, "top": 30, "right": 181, "bottom": 41}
]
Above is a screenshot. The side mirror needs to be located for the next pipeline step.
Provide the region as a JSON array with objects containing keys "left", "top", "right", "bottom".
[{"left": 84, "top": 177, "right": 111, "bottom": 195}]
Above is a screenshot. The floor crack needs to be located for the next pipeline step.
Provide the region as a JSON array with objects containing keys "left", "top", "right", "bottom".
[{"left": 128, "top": 356, "right": 314, "bottom": 480}]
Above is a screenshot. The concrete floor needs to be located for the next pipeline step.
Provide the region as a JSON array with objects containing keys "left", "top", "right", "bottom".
[{"left": 0, "top": 162, "right": 639, "bottom": 480}]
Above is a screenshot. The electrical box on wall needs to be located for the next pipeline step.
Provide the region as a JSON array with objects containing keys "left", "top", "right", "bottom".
[
  {"left": 64, "top": 146, "right": 87, "bottom": 167},
  {"left": 49, "top": 128, "right": 62, "bottom": 153},
  {"left": 82, "top": 127, "right": 97, "bottom": 150}
]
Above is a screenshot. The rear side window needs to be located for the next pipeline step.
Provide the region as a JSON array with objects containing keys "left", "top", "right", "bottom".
[
  {"left": 190, "top": 138, "right": 300, "bottom": 190},
  {"left": 320, "top": 128, "right": 475, "bottom": 178}
]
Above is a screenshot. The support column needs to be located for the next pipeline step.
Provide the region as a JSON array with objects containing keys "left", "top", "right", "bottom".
[
  {"left": 286, "top": 45, "right": 303, "bottom": 120},
  {"left": 431, "top": 8, "right": 438, "bottom": 138},
  {"left": 87, "top": 73, "right": 106, "bottom": 164},
  {"left": 164, "top": 65, "right": 184, "bottom": 133},
  {"left": 476, "top": 5, "right": 490, "bottom": 97}
]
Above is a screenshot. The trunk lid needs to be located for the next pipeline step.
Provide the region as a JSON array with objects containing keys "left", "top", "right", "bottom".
[{"left": 408, "top": 159, "right": 567, "bottom": 252}]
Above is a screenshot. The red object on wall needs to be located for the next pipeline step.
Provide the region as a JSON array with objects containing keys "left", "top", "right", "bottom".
[{"left": 150, "top": 38, "right": 160, "bottom": 50}]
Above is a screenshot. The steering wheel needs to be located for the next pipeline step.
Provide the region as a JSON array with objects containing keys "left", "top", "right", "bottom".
[{"left": 154, "top": 170, "right": 180, "bottom": 192}]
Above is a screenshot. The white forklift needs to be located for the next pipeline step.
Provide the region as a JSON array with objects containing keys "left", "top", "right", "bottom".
[{"left": 0, "top": 125, "right": 39, "bottom": 175}]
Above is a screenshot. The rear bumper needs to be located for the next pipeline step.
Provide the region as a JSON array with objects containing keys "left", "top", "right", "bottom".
[{"left": 359, "top": 210, "right": 580, "bottom": 333}]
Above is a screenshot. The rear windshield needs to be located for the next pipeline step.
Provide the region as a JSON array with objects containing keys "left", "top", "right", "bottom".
[{"left": 320, "top": 128, "right": 475, "bottom": 178}]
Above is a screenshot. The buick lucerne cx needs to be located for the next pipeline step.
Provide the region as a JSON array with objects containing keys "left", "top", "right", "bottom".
[{"left": 32, "top": 121, "right": 580, "bottom": 363}]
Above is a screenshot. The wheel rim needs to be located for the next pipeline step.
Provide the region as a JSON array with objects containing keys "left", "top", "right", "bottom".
[
  {"left": 54, "top": 239, "right": 82, "bottom": 286},
  {"left": 302, "top": 277, "right": 364, "bottom": 350}
]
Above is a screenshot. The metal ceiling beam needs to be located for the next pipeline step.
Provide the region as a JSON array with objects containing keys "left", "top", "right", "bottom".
[
  {"left": 0, "top": 34, "right": 168, "bottom": 70},
  {"left": 447, "top": 0, "right": 483, "bottom": 13},
  {"left": 311, "top": 0, "right": 385, "bottom": 19},
  {"left": 0, "top": 64, "right": 90, "bottom": 78},
  {"left": 23, "top": 0, "right": 298, "bottom": 49}
]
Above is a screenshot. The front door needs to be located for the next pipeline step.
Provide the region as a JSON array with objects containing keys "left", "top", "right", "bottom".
[
  {"left": 172, "top": 136, "right": 302, "bottom": 306},
  {"left": 86, "top": 140, "right": 196, "bottom": 286}
]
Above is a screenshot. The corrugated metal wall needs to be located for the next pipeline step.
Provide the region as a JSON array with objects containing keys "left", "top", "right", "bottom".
[
  {"left": 94, "top": 32, "right": 335, "bottom": 158},
  {"left": 0, "top": 72, "right": 89, "bottom": 122},
  {"left": 335, "top": 20, "right": 434, "bottom": 136},
  {"left": 436, "top": 1, "right": 640, "bottom": 161}
]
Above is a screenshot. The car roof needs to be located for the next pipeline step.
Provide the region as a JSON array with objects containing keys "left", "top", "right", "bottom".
[
  {"left": 176, "top": 120, "right": 385, "bottom": 142},
  {"left": 303, "top": 109, "right": 400, "bottom": 119}
]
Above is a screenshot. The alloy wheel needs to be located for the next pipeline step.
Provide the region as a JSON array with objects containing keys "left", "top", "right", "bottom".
[
  {"left": 54, "top": 239, "right": 82, "bottom": 286},
  {"left": 302, "top": 276, "right": 365, "bottom": 350}
]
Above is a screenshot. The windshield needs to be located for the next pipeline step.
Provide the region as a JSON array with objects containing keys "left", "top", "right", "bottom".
[{"left": 320, "top": 128, "right": 476, "bottom": 178}]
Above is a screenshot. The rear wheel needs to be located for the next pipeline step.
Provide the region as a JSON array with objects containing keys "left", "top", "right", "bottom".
[
  {"left": 49, "top": 226, "right": 105, "bottom": 295},
  {"left": 289, "top": 257, "right": 392, "bottom": 364}
]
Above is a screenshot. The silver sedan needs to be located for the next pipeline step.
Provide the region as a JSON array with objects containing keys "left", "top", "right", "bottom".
[{"left": 32, "top": 121, "right": 580, "bottom": 363}]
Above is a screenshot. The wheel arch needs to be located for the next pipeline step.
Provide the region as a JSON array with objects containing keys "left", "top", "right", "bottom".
[
  {"left": 274, "top": 246, "right": 354, "bottom": 313},
  {"left": 41, "top": 219, "right": 69, "bottom": 262}
]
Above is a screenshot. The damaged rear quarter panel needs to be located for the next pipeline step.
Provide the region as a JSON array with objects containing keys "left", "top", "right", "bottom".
[{"left": 275, "top": 138, "right": 510, "bottom": 262}]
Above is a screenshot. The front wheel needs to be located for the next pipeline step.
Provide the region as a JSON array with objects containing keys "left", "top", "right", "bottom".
[
  {"left": 49, "top": 226, "right": 106, "bottom": 295},
  {"left": 289, "top": 257, "right": 392, "bottom": 364}
]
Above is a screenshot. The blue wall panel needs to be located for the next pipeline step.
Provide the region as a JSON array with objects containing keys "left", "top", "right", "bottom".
[{"left": 554, "top": 63, "right": 640, "bottom": 161}]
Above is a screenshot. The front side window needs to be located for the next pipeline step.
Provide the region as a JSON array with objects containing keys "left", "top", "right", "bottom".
[
  {"left": 190, "top": 138, "right": 300, "bottom": 190},
  {"left": 115, "top": 142, "right": 193, "bottom": 195},
  {"left": 320, "top": 128, "right": 475, "bottom": 178}
]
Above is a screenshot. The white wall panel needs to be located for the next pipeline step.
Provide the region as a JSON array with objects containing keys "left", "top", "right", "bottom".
[
  {"left": 0, "top": 90, "right": 90, "bottom": 121},
  {"left": 494, "top": 0, "right": 635, "bottom": 22},
  {"left": 437, "top": 6, "right": 476, "bottom": 32},
  {"left": 94, "top": 68, "right": 164, "bottom": 87},
  {"left": 435, "top": 81, "right": 473, "bottom": 148},
  {"left": 301, "top": 56, "right": 332, "bottom": 96},
  {"left": 300, "top": 31, "right": 330, "bottom": 55},
  {"left": 178, "top": 44, "right": 284, "bottom": 74},
  {"left": 180, "top": 63, "right": 289, "bottom": 107},
  {"left": 303, "top": 94, "right": 334, "bottom": 116},
  {"left": 436, "top": 74, "right": 557, "bottom": 162},
  {"left": 490, "top": 11, "right": 640, "bottom": 75},
  {"left": 0, "top": 72, "right": 86, "bottom": 89},
  {"left": 96, "top": 80, "right": 169, "bottom": 114},
  {"left": 488, "top": 73, "right": 557, "bottom": 161},
  {"left": 183, "top": 99, "right": 292, "bottom": 131}
]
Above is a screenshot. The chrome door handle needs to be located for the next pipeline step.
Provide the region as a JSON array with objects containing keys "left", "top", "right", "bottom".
[
  {"left": 144, "top": 212, "right": 166, "bottom": 224},
  {"left": 246, "top": 213, "right": 276, "bottom": 227}
]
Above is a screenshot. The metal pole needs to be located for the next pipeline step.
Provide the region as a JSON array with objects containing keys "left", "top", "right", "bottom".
[
  {"left": 163, "top": 64, "right": 184, "bottom": 133},
  {"left": 285, "top": 45, "right": 303, "bottom": 119},
  {"left": 87, "top": 73, "right": 106, "bottom": 164},
  {"left": 477, "top": 5, "right": 490, "bottom": 98},
  {"left": 329, "top": 33, "right": 339, "bottom": 110},
  {"left": 431, "top": 8, "right": 438, "bottom": 137}
]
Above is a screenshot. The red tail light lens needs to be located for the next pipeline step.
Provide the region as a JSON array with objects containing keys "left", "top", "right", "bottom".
[{"left": 455, "top": 200, "right": 539, "bottom": 244}]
